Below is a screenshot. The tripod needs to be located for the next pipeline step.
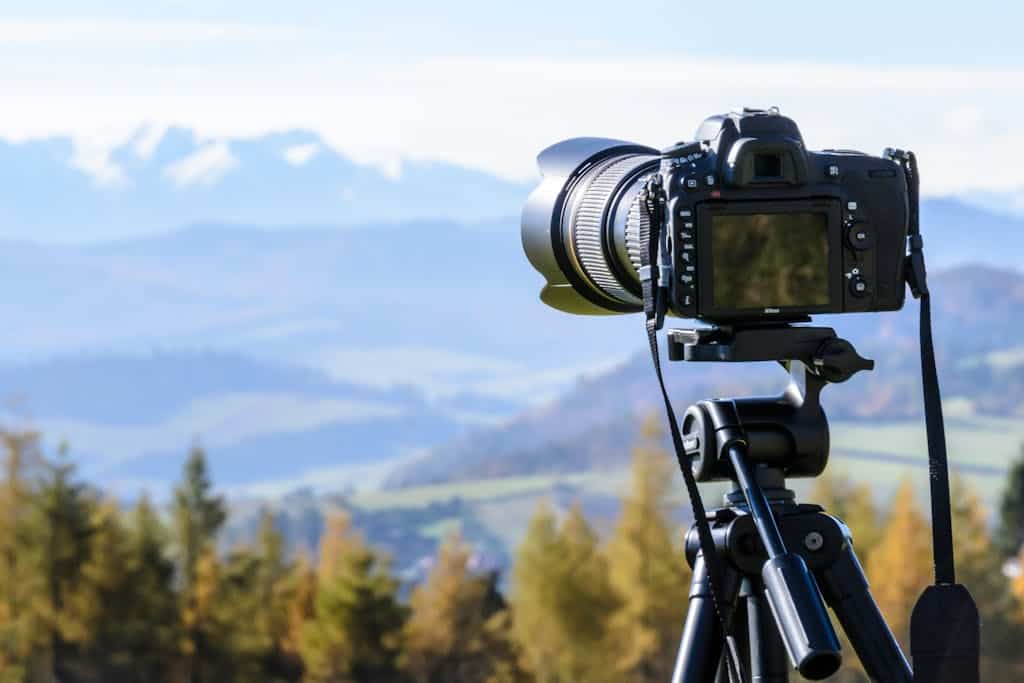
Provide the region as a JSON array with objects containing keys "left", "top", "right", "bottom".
[{"left": 665, "top": 325, "right": 913, "bottom": 682}]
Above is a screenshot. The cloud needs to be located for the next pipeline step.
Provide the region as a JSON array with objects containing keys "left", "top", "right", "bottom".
[
  {"left": 70, "top": 138, "right": 126, "bottom": 188},
  {"left": 1, "top": 53, "right": 1023, "bottom": 195},
  {"left": 163, "top": 141, "right": 238, "bottom": 187},
  {"left": 282, "top": 142, "right": 320, "bottom": 166}
]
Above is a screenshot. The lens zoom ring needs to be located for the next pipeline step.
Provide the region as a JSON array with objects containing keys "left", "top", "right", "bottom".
[{"left": 572, "top": 155, "right": 646, "bottom": 305}]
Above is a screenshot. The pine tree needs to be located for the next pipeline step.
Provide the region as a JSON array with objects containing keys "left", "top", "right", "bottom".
[
  {"left": 285, "top": 553, "right": 317, "bottom": 665},
  {"left": 34, "top": 451, "right": 97, "bottom": 681},
  {"left": 809, "top": 469, "right": 881, "bottom": 562},
  {"left": 605, "top": 418, "right": 690, "bottom": 683},
  {"left": 121, "top": 495, "right": 181, "bottom": 682},
  {"left": 0, "top": 429, "right": 47, "bottom": 682},
  {"left": 999, "top": 446, "right": 1024, "bottom": 557},
  {"left": 865, "top": 479, "right": 933, "bottom": 650},
  {"left": 173, "top": 445, "right": 227, "bottom": 683},
  {"left": 252, "top": 509, "right": 300, "bottom": 681},
  {"left": 477, "top": 609, "right": 535, "bottom": 683},
  {"left": 951, "top": 476, "right": 1020, "bottom": 682},
  {"left": 509, "top": 502, "right": 561, "bottom": 683},
  {"left": 204, "top": 545, "right": 280, "bottom": 682},
  {"left": 510, "top": 502, "right": 618, "bottom": 683},
  {"left": 400, "top": 533, "right": 503, "bottom": 683},
  {"left": 301, "top": 511, "right": 406, "bottom": 683}
]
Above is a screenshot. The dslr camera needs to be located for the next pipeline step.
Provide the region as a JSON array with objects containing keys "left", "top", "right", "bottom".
[{"left": 521, "top": 107, "right": 910, "bottom": 323}]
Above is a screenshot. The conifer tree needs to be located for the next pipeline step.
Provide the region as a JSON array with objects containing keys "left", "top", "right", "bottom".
[
  {"left": 509, "top": 502, "right": 562, "bottom": 683},
  {"left": 285, "top": 553, "right": 317, "bottom": 664},
  {"left": 511, "top": 502, "right": 617, "bottom": 683},
  {"left": 34, "top": 452, "right": 96, "bottom": 680},
  {"left": 252, "top": 509, "right": 300, "bottom": 680},
  {"left": 809, "top": 469, "right": 881, "bottom": 562},
  {"left": 999, "top": 446, "right": 1024, "bottom": 557},
  {"left": 173, "top": 446, "right": 227, "bottom": 683},
  {"left": 0, "top": 430, "right": 47, "bottom": 682},
  {"left": 301, "top": 511, "right": 406, "bottom": 683},
  {"left": 605, "top": 417, "right": 690, "bottom": 683},
  {"left": 122, "top": 495, "right": 181, "bottom": 682},
  {"left": 477, "top": 609, "right": 535, "bottom": 683},
  {"left": 400, "top": 533, "right": 502, "bottom": 683},
  {"left": 951, "top": 476, "right": 1020, "bottom": 681},
  {"left": 865, "top": 479, "right": 932, "bottom": 650}
]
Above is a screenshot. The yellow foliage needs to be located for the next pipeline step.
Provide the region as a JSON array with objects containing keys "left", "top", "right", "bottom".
[
  {"left": 605, "top": 420, "right": 690, "bottom": 683},
  {"left": 865, "top": 478, "right": 933, "bottom": 649}
]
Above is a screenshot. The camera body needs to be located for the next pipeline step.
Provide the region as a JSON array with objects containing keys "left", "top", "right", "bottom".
[{"left": 520, "top": 108, "right": 910, "bottom": 324}]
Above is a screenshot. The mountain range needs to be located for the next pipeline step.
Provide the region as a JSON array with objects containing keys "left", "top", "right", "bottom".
[
  {"left": 1, "top": 126, "right": 1023, "bottom": 498},
  {"left": 0, "top": 127, "right": 530, "bottom": 243}
]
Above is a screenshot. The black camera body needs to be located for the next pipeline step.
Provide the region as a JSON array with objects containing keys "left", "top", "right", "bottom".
[{"left": 521, "top": 108, "right": 910, "bottom": 324}]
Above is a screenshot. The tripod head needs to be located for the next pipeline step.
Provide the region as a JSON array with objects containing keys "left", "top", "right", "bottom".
[
  {"left": 666, "top": 324, "right": 880, "bottom": 679},
  {"left": 667, "top": 324, "right": 873, "bottom": 483}
]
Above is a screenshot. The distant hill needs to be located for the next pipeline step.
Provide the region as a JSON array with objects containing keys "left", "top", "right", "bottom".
[
  {"left": 385, "top": 265, "right": 1024, "bottom": 488},
  {"left": 0, "top": 127, "right": 531, "bottom": 243},
  {"left": 4, "top": 350, "right": 499, "bottom": 496},
  {"left": 0, "top": 145, "right": 1021, "bottom": 498}
]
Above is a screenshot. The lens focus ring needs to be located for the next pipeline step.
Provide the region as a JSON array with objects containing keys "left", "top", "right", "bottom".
[
  {"left": 569, "top": 155, "right": 649, "bottom": 306},
  {"left": 625, "top": 193, "right": 647, "bottom": 277}
]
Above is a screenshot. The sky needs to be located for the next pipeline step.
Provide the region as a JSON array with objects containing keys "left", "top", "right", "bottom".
[{"left": 2, "top": 1, "right": 1024, "bottom": 206}]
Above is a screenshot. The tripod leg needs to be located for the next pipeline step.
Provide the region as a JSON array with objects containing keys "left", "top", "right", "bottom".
[
  {"left": 745, "top": 579, "right": 788, "bottom": 683},
  {"left": 672, "top": 554, "right": 742, "bottom": 683},
  {"left": 815, "top": 539, "right": 912, "bottom": 683}
]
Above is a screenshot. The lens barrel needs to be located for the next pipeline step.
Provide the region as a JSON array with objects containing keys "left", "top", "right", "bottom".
[{"left": 521, "top": 138, "right": 659, "bottom": 315}]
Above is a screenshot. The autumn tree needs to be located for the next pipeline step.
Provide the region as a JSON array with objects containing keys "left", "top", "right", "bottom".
[
  {"left": 173, "top": 445, "right": 227, "bottom": 683},
  {"left": 400, "top": 532, "right": 506, "bottom": 683},
  {"left": 50, "top": 493, "right": 178, "bottom": 682},
  {"left": 0, "top": 429, "right": 47, "bottom": 682},
  {"left": 253, "top": 509, "right": 300, "bottom": 680},
  {"left": 121, "top": 495, "right": 181, "bottom": 681},
  {"left": 999, "top": 446, "right": 1024, "bottom": 557},
  {"left": 510, "top": 502, "right": 618, "bottom": 683},
  {"left": 809, "top": 469, "right": 881, "bottom": 563},
  {"left": 865, "top": 479, "right": 933, "bottom": 650},
  {"left": 301, "top": 512, "right": 406, "bottom": 683},
  {"left": 285, "top": 553, "right": 317, "bottom": 664},
  {"left": 34, "top": 452, "right": 97, "bottom": 681},
  {"left": 605, "top": 417, "right": 690, "bottom": 683},
  {"left": 950, "top": 476, "right": 1020, "bottom": 682}
]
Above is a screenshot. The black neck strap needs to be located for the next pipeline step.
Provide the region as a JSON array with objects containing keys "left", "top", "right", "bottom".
[{"left": 888, "top": 148, "right": 956, "bottom": 585}]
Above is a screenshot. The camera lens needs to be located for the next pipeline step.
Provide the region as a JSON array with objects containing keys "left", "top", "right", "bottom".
[{"left": 521, "top": 138, "right": 659, "bottom": 315}]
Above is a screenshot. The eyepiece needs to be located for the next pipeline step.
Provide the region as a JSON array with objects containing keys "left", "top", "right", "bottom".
[{"left": 521, "top": 138, "right": 659, "bottom": 315}]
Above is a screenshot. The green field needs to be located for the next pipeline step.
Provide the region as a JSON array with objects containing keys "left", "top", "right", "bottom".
[{"left": 350, "top": 416, "right": 1023, "bottom": 559}]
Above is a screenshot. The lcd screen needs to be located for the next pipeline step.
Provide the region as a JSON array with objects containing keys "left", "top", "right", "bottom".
[{"left": 711, "top": 212, "right": 830, "bottom": 310}]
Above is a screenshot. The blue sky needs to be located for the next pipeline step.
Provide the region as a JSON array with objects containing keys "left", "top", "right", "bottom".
[{"left": 2, "top": 2, "right": 1023, "bottom": 205}]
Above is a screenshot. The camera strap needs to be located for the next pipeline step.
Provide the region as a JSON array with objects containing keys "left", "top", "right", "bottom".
[
  {"left": 889, "top": 149, "right": 956, "bottom": 585},
  {"left": 891, "top": 149, "right": 981, "bottom": 681},
  {"left": 639, "top": 175, "right": 745, "bottom": 683}
]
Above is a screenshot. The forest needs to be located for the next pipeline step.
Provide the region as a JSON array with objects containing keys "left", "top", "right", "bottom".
[{"left": 1, "top": 419, "right": 1024, "bottom": 683}]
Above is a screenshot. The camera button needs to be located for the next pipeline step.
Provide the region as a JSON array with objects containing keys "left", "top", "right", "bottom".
[
  {"left": 847, "top": 223, "right": 874, "bottom": 250},
  {"left": 849, "top": 276, "right": 870, "bottom": 298},
  {"left": 705, "top": 174, "right": 716, "bottom": 186},
  {"left": 685, "top": 177, "right": 699, "bottom": 190}
]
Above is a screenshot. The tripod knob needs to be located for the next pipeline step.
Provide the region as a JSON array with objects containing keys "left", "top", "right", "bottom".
[{"left": 812, "top": 338, "right": 874, "bottom": 383}]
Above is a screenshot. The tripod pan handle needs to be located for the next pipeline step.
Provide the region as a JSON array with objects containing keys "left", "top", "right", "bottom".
[{"left": 762, "top": 553, "right": 842, "bottom": 680}]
